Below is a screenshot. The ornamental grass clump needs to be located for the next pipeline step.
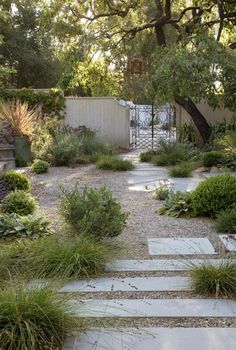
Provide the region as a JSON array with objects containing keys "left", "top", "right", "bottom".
[
  {"left": 0, "top": 284, "right": 80, "bottom": 350},
  {"left": 96, "top": 155, "right": 134, "bottom": 171},
  {"left": 25, "top": 235, "right": 116, "bottom": 278},
  {"left": 202, "top": 151, "right": 224, "bottom": 167},
  {"left": 153, "top": 141, "right": 199, "bottom": 166},
  {"left": 214, "top": 208, "right": 236, "bottom": 233},
  {"left": 59, "top": 185, "right": 128, "bottom": 239},
  {"left": 140, "top": 150, "right": 158, "bottom": 162},
  {"left": 0, "top": 100, "right": 38, "bottom": 137},
  {"left": 191, "top": 174, "right": 236, "bottom": 217},
  {"left": 169, "top": 162, "right": 195, "bottom": 177},
  {"left": 0, "top": 170, "right": 30, "bottom": 191},
  {"left": 1, "top": 191, "right": 36, "bottom": 216},
  {"left": 0, "top": 235, "right": 117, "bottom": 280},
  {"left": 190, "top": 261, "right": 236, "bottom": 298}
]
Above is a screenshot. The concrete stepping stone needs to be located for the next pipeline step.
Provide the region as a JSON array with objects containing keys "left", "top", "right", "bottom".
[
  {"left": 106, "top": 259, "right": 230, "bottom": 272},
  {"left": 64, "top": 327, "right": 236, "bottom": 350},
  {"left": 59, "top": 276, "right": 190, "bottom": 293},
  {"left": 219, "top": 235, "right": 236, "bottom": 252},
  {"left": 71, "top": 299, "right": 236, "bottom": 318},
  {"left": 148, "top": 238, "right": 216, "bottom": 256}
]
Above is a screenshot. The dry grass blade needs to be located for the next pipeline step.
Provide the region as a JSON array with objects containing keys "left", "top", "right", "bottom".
[{"left": 0, "top": 99, "right": 38, "bottom": 137}]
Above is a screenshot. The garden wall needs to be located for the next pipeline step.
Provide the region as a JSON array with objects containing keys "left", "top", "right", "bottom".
[
  {"left": 175, "top": 101, "right": 234, "bottom": 144},
  {"left": 64, "top": 97, "right": 130, "bottom": 149}
]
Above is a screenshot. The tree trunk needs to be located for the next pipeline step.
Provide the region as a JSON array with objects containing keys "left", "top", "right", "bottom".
[{"left": 174, "top": 95, "right": 210, "bottom": 144}]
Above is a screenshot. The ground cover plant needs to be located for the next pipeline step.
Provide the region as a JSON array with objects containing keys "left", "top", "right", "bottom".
[
  {"left": 214, "top": 208, "right": 236, "bottom": 234},
  {"left": 190, "top": 261, "right": 236, "bottom": 298},
  {"left": 0, "top": 284, "right": 80, "bottom": 350},
  {"left": 0, "top": 235, "right": 117, "bottom": 280},
  {"left": 0, "top": 170, "right": 30, "bottom": 191},
  {"left": 169, "top": 162, "right": 195, "bottom": 177},
  {"left": 31, "top": 159, "right": 49, "bottom": 174},
  {"left": 1, "top": 190, "right": 36, "bottom": 216},
  {"left": 96, "top": 155, "right": 134, "bottom": 171},
  {"left": 0, "top": 213, "right": 51, "bottom": 239},
  {"left": 155, "top": 184, "right": 172, "bottom": 200},
  {"left": 191, "top": 174, "right": 236, "bottom": 217},
  {"left": 159, "top": 191, "right": 193, "bottom": 218},
  {"left": 59, "top": 185, "right": 128, "bottom": 239}
]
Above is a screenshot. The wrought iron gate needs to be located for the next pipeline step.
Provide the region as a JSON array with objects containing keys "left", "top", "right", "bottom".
[{"left": 130, "top": 103, "right": 175, "bottom": 149}]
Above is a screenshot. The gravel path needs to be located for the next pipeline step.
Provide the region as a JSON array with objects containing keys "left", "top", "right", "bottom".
[
  {"left": 31, "top": 159, "right": 226, "bottom": 259},
  {"left": 30, "top": 154, "right": 236, "bottom": 331}
]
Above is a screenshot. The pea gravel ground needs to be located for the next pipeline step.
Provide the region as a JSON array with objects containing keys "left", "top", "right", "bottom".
[
  {"left": 31, "top": 163, "right": 227, "bottom": 259},
  {"left": 29, "top": 159, "right": 236, "bottom": 329}
]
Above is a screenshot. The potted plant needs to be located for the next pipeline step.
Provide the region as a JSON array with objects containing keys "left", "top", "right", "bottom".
[{"left": 0, "top": 99, "right": 38, "bottom": 166}]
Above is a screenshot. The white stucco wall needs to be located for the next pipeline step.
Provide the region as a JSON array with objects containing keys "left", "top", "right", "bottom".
[{"left": 64, "top": 97, "right": 130, "bottom": 149}]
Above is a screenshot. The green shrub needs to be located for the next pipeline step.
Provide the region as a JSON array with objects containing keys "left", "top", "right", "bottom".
[
  {"left": 0, "top": 170, "right": 30, "bottom": 191},
  {"left": 140, "top": 150, "right": 158, "bottom": 162},
  {"left": 214, "top": 208, "right": 236, "bottom": 233},
  {"left": 0, "top": 235, "right": 117, "bottom": 279},
  {"left": 0, "top": 213, "right": 51, "bottom": 239},
  {"left": 169, "top": 162, "right": 195, "bottom": 177},
  {"left": 0, "top": 284, "right": 80, "bottom": 350},
  {"left": 154, "top": 149, "right": 186, "bottom": 166},
  {"left": 155, "top": 184, "right": 172, "bottom": 200},
  {"left": 31, "top": 124, "right": 54, "bottom": 163},
  {"left": 222, "top": 153, "right": 236, "bottom": 170},
  {"left": 153, "top": 141, "right": 200, "bottom": 166},
  {"left": 192, "top": 175, "right": 236, "bottom": 217},
  {"left": 59, "top": 185, "right": 128, "bottom": 239},
  {"left": 159, "top": 191, "right": 193, "bottom": 217},
  {"left": 79, "top": 135, "right": 112, "bottom": 156},
  {"left": 1, "top": 191, "right": 36, "bottom": 216},
  {"left": 31, "top": 159, "right": 49, "bottom": 174},
  {"left": 96, "top": 156, "right": 134, "bottom": 171},
  {"left": 190, "top": 261, "right": 236, "bottom": 297},
  {"left": 202, "top": 151, "right": 224, "bottom": 167},
  {"left": 50, "top": 132, "right": 81, "bottom": 166}
]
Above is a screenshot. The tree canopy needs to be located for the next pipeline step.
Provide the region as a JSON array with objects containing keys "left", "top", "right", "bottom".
[{"left": 1, "top": 0, "right": 236, "bottom": 142}]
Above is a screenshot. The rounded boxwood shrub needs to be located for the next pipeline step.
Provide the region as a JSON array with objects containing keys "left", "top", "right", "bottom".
[
  {"left": 192, "top": 175, "right": 236, "bottom": 217},
  {"left": 202, "top": 151, "right": 224, "bottom": 167},
  {"left": 31, "top": 159, "right": 49, "bottom": 174},
  {"left": 0, "top": 170, "right": 30, "bottom": 191},
  {"left": 1, "top": 191, "right": 36, "bottom": 216}
]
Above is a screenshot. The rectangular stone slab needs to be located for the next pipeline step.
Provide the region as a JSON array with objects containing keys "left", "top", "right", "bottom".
[
  {"left": 59, "top": 276, "right": 190, "bottom": 293},
  {"left": 148, "top": 238, "right": 216, "bottom": 255},
  {"left": 63, "top": 328, "right": 236, "bottom": 350},
  {"left": 219, "top": 235, "right": 236, "bottom": 252},
  {"left": 106, "top": 259, "right": 229, "bottom": 272},
  {"left": 71, "top": 299, "right": 236, "bottom": 318}
]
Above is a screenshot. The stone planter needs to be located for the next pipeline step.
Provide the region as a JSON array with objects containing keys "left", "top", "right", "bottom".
[
  {"left": 14, "top": 136, "right": 32, "bottom": 167},
  {"left": 0, "top": 144, "right": 15, "bottom": 171}
]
